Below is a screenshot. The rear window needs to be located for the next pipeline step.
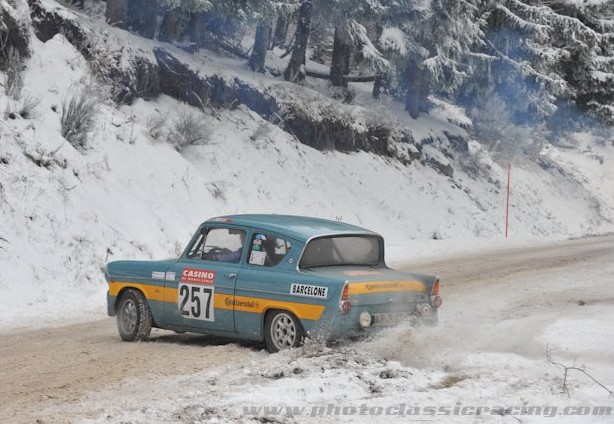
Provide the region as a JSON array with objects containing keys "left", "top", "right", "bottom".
[{"left": 299, "top": 235, "right": 382, "bottom": 268}]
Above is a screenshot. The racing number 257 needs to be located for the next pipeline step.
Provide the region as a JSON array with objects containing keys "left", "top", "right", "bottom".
[{"left": 178, "top": 283, "right": 214, "bottom": 321}]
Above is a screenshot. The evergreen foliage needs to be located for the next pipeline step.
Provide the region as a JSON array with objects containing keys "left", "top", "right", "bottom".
[{"left": 103, "top": 0, "right": 614, "bottom": 128}]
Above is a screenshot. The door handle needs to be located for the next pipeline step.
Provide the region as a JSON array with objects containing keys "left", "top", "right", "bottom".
[{"left": 227, "top": 273, "right": 238, "bottom": 279}]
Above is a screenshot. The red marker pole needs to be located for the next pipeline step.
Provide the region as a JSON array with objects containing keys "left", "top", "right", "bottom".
[{"left": 505, "top": 163, "right": 511, "bottom": 238}]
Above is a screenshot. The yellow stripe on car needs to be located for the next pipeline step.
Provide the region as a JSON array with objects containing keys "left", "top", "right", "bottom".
[
  {"left": 347, "top": 280, "right": 427, "bottom": 295},
  {"left": 109, "top": 282, "right": 325, "bottom": 321},
  {"left": 109, "top": 282, "right": 168, "bottom": 302},
  {"left": 217, "top": 294, "right": 325, "bottom": 320}
]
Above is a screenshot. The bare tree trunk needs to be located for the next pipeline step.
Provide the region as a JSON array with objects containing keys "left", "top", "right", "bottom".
[
  {"left": 248, "top": 22, "right": 271, "bottom": 73},
  {"left": 271, "top": 16, "right": 289, "bottom": 49},
  {"left": 330, "top": 24, "right": 351, "bottom": 87},
  {"left": 159, "top": 8, "right": 183, "bottom": 42},
  {"left": 127, "top": 0, "right": 157, "bottom": 39},
  {"left": 404, "top": 58, "right": 430, "bottom": 119},
  {"left": 188, "top": 12, "right": 205, "bottom": 46},
  {"left": 373, "top": 74, "right": 383, "bottom": 99},
  {"left": 105, "top": 0, "right": 128, "bottom": 28},
  {"left": 284, "top": 1, "right": 312, "bottom": 83}
]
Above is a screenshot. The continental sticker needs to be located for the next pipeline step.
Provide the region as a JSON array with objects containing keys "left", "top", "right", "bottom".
[
  {"left": 152, "top": 271, "right": 166, "bottom": 280},
  {"left": 366, "top": 281, "right": 400, "bottom": 291},
  {"left": 181, "top": 268, "right": 215, "bottom": 285},
  {"left": 347, "top": 280, "right": 426, "bottom": 295},
  {"left": 290, "top": 283, "right": 328, "bottom": 299},
  {"left": 344, "top": 270, "right": 380, "bottom": 277},
  {"left": 225, "top": 298, "right": 260, "bottom": 309}
]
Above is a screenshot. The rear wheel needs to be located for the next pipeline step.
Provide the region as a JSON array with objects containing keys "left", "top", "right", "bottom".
[
  {"left": 264, "top": 310, "right": 303, "bottom": 353},
  {"left": 116, "top": 289, "right": 152, "bottom": 341}
]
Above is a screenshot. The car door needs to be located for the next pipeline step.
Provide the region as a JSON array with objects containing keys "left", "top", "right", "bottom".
[
  {"left": 234, "top": 230, "right": 309, "bottom": 336},
  {"left": 163, "top": 225, "right": 246, "bottom": 333}
]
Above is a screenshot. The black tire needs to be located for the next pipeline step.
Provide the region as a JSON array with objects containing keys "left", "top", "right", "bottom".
[
  {"left": 264, "top": 310, "right": 303, "bottom": 353},
  {"left": 116, "top": 289, "right": 152, "bottom": 341}
]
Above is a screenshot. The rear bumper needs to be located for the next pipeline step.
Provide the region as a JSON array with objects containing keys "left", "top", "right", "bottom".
[{"left": 310, "top": 305, "right": 439, "bottom": 340}]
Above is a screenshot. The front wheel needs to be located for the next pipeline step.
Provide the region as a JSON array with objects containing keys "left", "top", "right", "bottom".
[
  {"left": 264, "top": 310, "right": 304, "bottom": 353},
  {"left": 116, "top": 289, "right": 152, "bottom": 341}
]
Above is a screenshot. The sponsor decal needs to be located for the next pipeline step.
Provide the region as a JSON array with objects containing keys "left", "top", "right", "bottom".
[
  {"left": 181, "top": 268, "right": 215, "bottom": 285},
  {"left": 249, "top": 250, "right": 267, "bottom": 266},
  {"left": 344, "top": 270, "right": 380, "bottom": 277},
  {"left": 165, "top": 271, "right": 176, "bottom": 281},
  {"left": 365, "top": 282, "right": 400, "bottom": 291},
  {"left": 152, "top": 271, "right": 166, "bottom": 280},
  {"left": 225, "top": 298, "right": 260, "bottom": 309},
  {"left": 347, "top": 280, "right": 426, "bottom": 295},
  {"left": 290, "top": 283, "right": 328, "bottom": 299}
]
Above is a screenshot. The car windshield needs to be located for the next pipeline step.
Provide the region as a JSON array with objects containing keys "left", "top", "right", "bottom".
[{"left": 299, "top": 235, "right": 382, "bottom": 268}]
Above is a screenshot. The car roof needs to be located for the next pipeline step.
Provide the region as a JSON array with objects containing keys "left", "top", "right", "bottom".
[{"left": 203, "top": 214, "right": 380, "bottom": 242}]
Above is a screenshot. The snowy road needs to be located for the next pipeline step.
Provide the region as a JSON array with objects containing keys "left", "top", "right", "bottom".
[{"left": 1, "top": 236, "right": 613, "bottom": 423}]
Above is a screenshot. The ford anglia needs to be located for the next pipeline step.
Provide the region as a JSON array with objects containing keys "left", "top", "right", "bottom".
[{"left": 105, "top": 214, "right": 442, "bottom": 352}]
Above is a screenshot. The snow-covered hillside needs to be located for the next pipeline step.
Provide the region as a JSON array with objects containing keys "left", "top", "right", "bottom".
[{"left": 1, "top": 1, "right": 614, "bottom": 328}]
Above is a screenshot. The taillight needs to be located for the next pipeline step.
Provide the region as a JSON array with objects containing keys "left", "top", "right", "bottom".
[
  {"left": 432, "top": 278, "right": 440, "bottom": 296},
  {"left": 340, "top": 283, "right": 351, "bottom": 313},
  {"left": 341, "top": 283, "right": 349, "bottom": 300},
  {"left": 430, "top": 278, "right": 442, "bottom": 307}
]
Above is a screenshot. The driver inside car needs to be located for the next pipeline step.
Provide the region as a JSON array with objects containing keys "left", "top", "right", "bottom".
[{"left": 217, "top": 231, "right": 246, "bottom": 263}]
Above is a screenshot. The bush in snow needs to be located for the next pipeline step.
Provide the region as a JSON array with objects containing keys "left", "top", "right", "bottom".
[
  {"left": 250, "top": 122, "right": 271, "bottom": 142},
  {"left": 17, "top": 93, "right": 40, "bottom": 119},
  {"left": 61, "top": 87, "right": 99, "bottom": 150},
  {"left": 167, "top": 110, "right": 211, "bottom": 151},
  {"left": 5, "top": 93, "right": 40, "bottom": 120},
  {"left": 268, "top": 103, "right": 295, "bottom": 128},
  {"left": 146, "top": 111, "right": 169, "bottom": 140}
]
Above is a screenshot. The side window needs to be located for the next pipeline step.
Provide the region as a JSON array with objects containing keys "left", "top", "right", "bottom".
[
  {"left": 186, "top": 231, "right": 206, "bottom": 259},
  {"left": 247, "top": 233, "right": 292, "bottom": 267},
  {"left": 186, "top": 227, "right": 246, "bottom": 263}
]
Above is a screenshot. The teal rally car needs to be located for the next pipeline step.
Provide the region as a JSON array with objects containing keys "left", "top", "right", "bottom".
[{"left": 105, "top": 214, "right": 442, "bottom": 352}]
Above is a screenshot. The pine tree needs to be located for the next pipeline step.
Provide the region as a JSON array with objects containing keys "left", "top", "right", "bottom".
[
  {"left": 478, "top": 0, "right": 576, "bottom": 122},
  {"left": 465, "top": 0, "right": 614, "bottom": 129},
  {"left": 378, "top": 0, "right": 482, "bottom": 118},
  {"left": 548, "top": 0, "right": 614, "bottom": 125},
  {"left": 316, "top": 0, "right": 388, "bottom": 87}
]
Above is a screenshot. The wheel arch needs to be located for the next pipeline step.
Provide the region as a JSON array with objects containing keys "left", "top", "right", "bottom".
[
  {"left": 262, "top": 307, "right": 306, "bottom": 337},
  {"left": 112, "top": 286, "right": 158, "bottom": 328},
  {"left": 114, "top": 286, "right": 146, "bottom": 313}
]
